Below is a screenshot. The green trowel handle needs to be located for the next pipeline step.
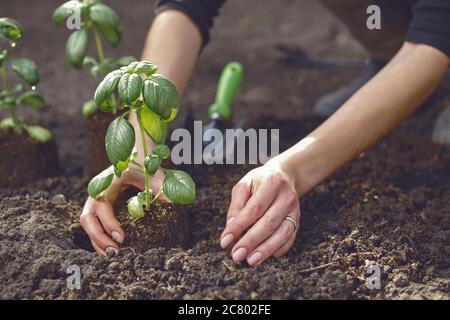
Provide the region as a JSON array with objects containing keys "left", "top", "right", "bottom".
[{"left": 208, "top": 61, "right": 243, "bottom": 121}]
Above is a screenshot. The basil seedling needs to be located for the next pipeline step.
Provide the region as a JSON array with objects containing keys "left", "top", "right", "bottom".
[
  {"left": 87, "top": 61, "right": 196, "bottom": 218},
  {"left": 53, "top": 0, "right": 136, "bottom": 117},
  {"left": 0, "top": 17, "right": 52, "bottom": 143}
]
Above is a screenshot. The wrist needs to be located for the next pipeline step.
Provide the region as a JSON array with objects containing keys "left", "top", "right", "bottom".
[
  {"left": 266, "top": 137, "right": 322, "bottom": 197},
  {"left": 265, "top": 155, "right": 299, "bottom": 194}
]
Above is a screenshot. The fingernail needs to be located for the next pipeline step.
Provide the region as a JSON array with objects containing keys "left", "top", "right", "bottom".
[
  {"left": 232, "top": 247, "right": 247, "bottom": 262},
  {"left": 247, "top": 251, "right": 262, "bottom": 266},
  {"left": 106, "top": 247, "right": 117, "bottom": 258},
  {"left": 226, "top": 217, "right": 235, "bottom": 225},
  {"left": 220, "top": 234, "right": 234, "bottom": 249},
  {"left": 111, "top": 231, "right": 123, "bottom": 244}
]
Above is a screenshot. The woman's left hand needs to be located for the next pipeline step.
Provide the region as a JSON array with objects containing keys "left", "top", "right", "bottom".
[{"left": 220, "top": 161, "right": 301, "bottom": 266}]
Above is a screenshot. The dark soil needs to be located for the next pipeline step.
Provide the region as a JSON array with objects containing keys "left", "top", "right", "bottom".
[
  {"left": 0, "top": 129, "right": 59, "bottom": 188},
  {"left": 0, "top": 0, "right": 449, "bottom": 300},
  {"left": 85, "top": 111, "right": 115, "bottom": 177},
  {"left": 117, "top": 199, "right": 191, "bottom": 252}
]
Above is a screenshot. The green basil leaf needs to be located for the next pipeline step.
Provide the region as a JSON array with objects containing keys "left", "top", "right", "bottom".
[
  {"left": 99, "top": 100, "right": 114, "bottom": 113},
  {"left": 0, "top": 49, "right": 8, "bottom": 65},
  {"left": 0, "top": 117, "right": 15, "bottom": 130},
  {"left": 90, "top": 58, "right": 115, "bottom": 77},
  {"left": 134, "top": 61, "right": 157, "bottom": 76},
  {"left": 89, "top": 65, "right": 100, "bottom": 78},
  {"left": 1, "top": 95, "right": 15, "bottom": 108},
  {"left": 137, "top": 191, "right": 147, "bottom": 204},
  {"left": 17, "top": 91, "right": 45, "bottom": 109},
  {"left": 52, "top": 1, "right": 86, "bottom": 26},
  {"left": 140, "top": 106, "right": 167, "bottom": 144},
  {"left": 144, "top": 154, "right": 161, "bottom": 176},
  {"left": 164, "top": 104, "right": 179, "bottom": 123},
  {"left": 116, "top": 56, "right": 137, "bottom": 67},
  {"left": 10, "top": 58, "right": 39, "bottom": 86},
  {"left": 94, "top": 69, "right": 123, "bottom": 106},
  {"left": 125, "top": 61, "right": 139, "bottom": 73},
  {"left": 87, "top": 166, "right": 115, "bottom": 199},
  {"left": 84, "top": 0, "right": 101, "bottom": 6},
  {"left": 118, "top": 73, "right": 143, "bottom": 105},
  {"left": 163, "top": 169, "right": 196, "bottom": 205},
  {"left": 66, "top": 29, "right": 88, "bottom": 69},
  {"left": 114, "top": 166, "right": 122, "bottom": 178},
  {"left": 0, "top": 17, "right": 23, "bottom": 42},
  {"left": 11, "top": 83, "right": 23, "bottom": 94},
  {"left": 152, "top": 144, "right": 171, "bottom": 160},
  {"left": 127, "top": 195, "right": 145, "bottom": 219},
  {"left": 26, "top": 125, "right": 53, "bottom": 143},
  {"left": 105, "top": 117, "right": 135, "bottom": 168},
  {"left": 83, "top": 56, "right": 97, "bottom": 67},
  {"left": 82, "top": 99, "right": 97, "bottom": 117},
  {"left": 115, "top": 157, "right": 130, "bottom": 172},
  {"left": 89, "top": 3, "right": 122, "bottom": 47},
  {"left": 143, "top": 74, "right": 179, "bottom": 120}
]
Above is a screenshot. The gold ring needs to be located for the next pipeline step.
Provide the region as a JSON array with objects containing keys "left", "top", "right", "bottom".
[{"left": 284, "top": 216, "right": 297, "bottom": 230}]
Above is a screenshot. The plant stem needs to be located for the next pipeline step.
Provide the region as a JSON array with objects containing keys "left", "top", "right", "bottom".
[
  {"left": 151, "top": 187, "right": 164, "bottom": 204},
  {"left": 1, "top": 63, "right": 19, "bottom": 132},
  {"left": 0, "top": 64, "right": 9, "bottom": 91},
  {"left": 111, "top": 94, "right": 118, "bottom": 114},
  {"left": 93, "top": 28, "right": 118, "bottom": 116},
  {"left": 92, "top": 26, "right": 105, "bottom": 64},
  {"left": 137, "top": 109, "right": 151, "bottom": 207}
]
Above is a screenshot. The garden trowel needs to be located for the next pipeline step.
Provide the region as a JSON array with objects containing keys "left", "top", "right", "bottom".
[{"left": 184, "top": 62, "right": 244, "bottom": 163}]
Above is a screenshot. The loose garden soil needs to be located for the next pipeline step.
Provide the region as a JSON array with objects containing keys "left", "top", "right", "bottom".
[
  {"left": 0, "top": 0, "right": 448, "bottom": 299},
  {"left": 0, "top": 130, "right": 59, "bottom": 188}
]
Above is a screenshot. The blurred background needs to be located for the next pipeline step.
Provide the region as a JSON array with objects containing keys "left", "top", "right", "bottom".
[{"left": 0, "top": 0, "right": 365, "bottom": 172}]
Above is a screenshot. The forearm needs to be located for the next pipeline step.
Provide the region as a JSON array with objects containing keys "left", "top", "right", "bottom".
[
  {"left": 140, "top": 10, "right": 202, "bottom": 93},
  {"left": 276, "top": 43, "right": 449, "bottom": 196},
  {"left": 129, "top": 10, "right": 202, "bottom": 163}
]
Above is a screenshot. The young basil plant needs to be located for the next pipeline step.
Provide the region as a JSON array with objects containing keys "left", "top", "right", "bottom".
[
  {"left": 53, "top": 0, "right": 136, "bottom": 117},
  {"left": 87, "top": 61, "right": 195, "bottom": 219},
  {"left": 0, "top": 17, "right": 52, "bottom": 143}
]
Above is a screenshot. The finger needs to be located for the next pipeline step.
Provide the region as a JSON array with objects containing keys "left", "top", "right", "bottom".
[
  {"left": 273, "top": 233, "right": 296, "bottom": 258},
  {"left": 80, "top": 206, "right": 119, "bottom": 252},
  {"left": 274, "top": 207, "right": 301, "bottom": 258},
  {"left": 230, "top": 194, "right": 296, "bottom": 262},
  {"left": 220, "top": 179, "right": 278, "bottom": 249},
  {"left": 95, "top": 201, "right": 125, "bottom": 244},
  {"left": 127, "top": 170, "right": 145, "bottom": 190},
  {"left": 226, "top": 181, "right": 252, "bottom": 224},
  {"left": 91, "top": 240, "right": 106, "bottom": 255},
  {"left": 246, "top": 220, "right": 296, "bottom": 266},
  {"left": 219, "top": 180, "right": 252, "bottom": 249}
]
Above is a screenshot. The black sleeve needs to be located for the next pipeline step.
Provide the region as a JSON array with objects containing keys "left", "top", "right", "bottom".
[
  {"left": 405, "top": 0, "right": 450, "bottom": 56},
  {"left": 155, "top": 0, "right": 226, "bottom": 46}
]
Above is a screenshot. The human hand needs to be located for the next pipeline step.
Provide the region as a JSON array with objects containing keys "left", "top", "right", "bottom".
[
  {"left": 220, "top": 161, "right": 301, "bottom": 266},
  {"left": 80, "top": 167, "right": 165, "bottom": 256}
]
